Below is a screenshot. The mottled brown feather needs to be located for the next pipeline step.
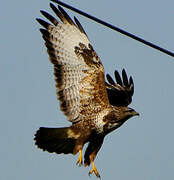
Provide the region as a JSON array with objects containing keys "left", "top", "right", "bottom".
[{"left": 38, "top": 3, "right": 110, "bottom": 124}]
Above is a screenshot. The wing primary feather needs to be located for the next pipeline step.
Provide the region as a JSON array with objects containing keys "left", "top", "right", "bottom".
[
  {"left": 114, "top": 70, "right": 123, "bottom": 85},
  {"left": 40, "top": 28, "right": 49, "bottom": 35},
  {"left": 122, "top": 69, "right": 128, "bottom": 86},
  {"left": 40, "top": 10, "right": 58, "bottom": 26},
  {"left": 39, "top": 28, "right": 50, "bottom": 40},
  {"left": 129, "top": 76, "right": 134, "bottom": 96},
  {"left": 74, "top": 16, "right": 88, "bottom": 36},
  {"left": 50, "top": 4, "right": 66, "bottom": 23},
  {"left": 129, "top": 76, "right": 133, "bottom": 86},
  {"left": 105, "top": 81, "right": 110, "bottom": 87},
  {"left": 106, "top": 74, "right": 116, "bottom": 85},
  {"left": 58, "top": 5, "right": 75, "bottom": 25},
  {"left": 36, "top": 18, "right": 50, "bottom": 29},
  {"left": 49, "top": 3, "right": 61, "bottom": 20}
]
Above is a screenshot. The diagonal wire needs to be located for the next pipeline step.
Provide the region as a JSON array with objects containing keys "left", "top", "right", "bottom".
[{"left": 51, "top": 0, "right": 174, "bottom": 58}]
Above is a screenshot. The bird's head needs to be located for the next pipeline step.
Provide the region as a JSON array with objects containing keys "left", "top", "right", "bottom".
[
  {"left": 103, "top": 106, "right": 139, "bottom": 134},
  {"left": 114, "top": 106, "right": 139, "bottom": 122}
]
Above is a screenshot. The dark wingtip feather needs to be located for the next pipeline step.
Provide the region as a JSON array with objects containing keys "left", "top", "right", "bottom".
[
  {"left": 129, "top": 76, "right": 134, "bottom": 95},
  {"left": 49, "top": 2, "right": 55, "bottom": 9},
  {"left": 74, "top": 16, "right": 87, "bottom": 36},
  {"left": 40, "top": 10, "right": 58, "bottom": 26},
  {"left": 106, "top": 74, "right": 116, "bottom": 86},
  {"left": 36, "top": 18, "right": 50, "bottom": 29},
  {"left": 50, "top": 2, "right": 59, "bottom": 15},
  {"left": 122, "top": 69, "right": 128, "bottom": 86},
  {"left": 39, "top": 28, "right": 50, "bottom": 41},
  {"left": 50, "top": 4, "right": 65, "bottom": 23},
  {"left": 105, "top": 81, "right": 110, "bottom": 87},
  {"left": 39, "top": 28, "right": 48, "bottom": 34},
  {"left": 129, "top": 76, "right": 134, "bottom": 86},
  {"left": 114, "top": 70, "right": 123, "bottom": 85},
  {"left": 58, "top": 5, "right": 75, "bottom": 25}
]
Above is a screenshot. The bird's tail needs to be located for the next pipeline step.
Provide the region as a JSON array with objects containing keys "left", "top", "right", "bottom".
[{"left": 34, "top": 127, "right": 80, "bottom": 154}]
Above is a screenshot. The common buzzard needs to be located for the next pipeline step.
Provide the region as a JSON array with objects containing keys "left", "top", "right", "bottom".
[{"left": 34, "top": 3, "right": 139, "bottom": 178}]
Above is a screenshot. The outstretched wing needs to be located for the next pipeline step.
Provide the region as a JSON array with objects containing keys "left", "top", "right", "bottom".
[
  {"left": 37, "top": 4, "right": 110, "bottom": 123},
  {"left": 106, "top": 69, "right": 134, "bottom": 106}
]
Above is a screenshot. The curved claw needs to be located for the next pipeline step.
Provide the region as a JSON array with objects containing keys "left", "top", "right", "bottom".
[
  {"left": 88, "top": 169, "right": 101, "bottom": 178},
  {"left": 88, "top": 161, "right": 101, "bottom": 178}
]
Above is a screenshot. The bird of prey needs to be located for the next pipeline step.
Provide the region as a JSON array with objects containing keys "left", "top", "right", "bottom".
[{"left": 34, "top": 3, "right": 139, "bottom": 178}]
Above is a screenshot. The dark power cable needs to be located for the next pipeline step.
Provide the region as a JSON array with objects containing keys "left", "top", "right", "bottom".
[{"left": 51, "top": 0, "right": 174, "bottom": 58}]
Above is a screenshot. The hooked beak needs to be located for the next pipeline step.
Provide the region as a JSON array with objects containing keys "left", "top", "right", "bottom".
[{"left": 133, "top": 110, "right": 140, "bottom": 116}]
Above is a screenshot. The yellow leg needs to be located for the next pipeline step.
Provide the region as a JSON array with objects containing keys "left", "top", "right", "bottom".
[
  {"left": 76, "top": 149, "right": 83, "bottom": 166},
  {"left": 89, "top": 161, "right": 100, "bottom": 178}
]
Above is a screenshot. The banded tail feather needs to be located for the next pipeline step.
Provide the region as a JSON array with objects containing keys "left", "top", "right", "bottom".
[{"left": 34, "top": 127, "right": 80, "bottom": 154}]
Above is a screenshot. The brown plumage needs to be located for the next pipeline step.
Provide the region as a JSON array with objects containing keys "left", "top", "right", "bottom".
[{"left": 34, "top": 3, "right": 139, "bottom": 178}]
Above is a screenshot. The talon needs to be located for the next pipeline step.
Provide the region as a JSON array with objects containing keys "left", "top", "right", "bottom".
[
  {"left": 88, "top": 161, "right": 101, "bottom": 178},
  {"left": 76, "top": 149, "right": 83, "bottom": 166}
]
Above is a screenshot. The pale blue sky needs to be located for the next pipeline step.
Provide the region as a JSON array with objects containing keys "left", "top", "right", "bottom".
[{"left": 1, "top": 0, "right": 174, "bottom": 179}]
